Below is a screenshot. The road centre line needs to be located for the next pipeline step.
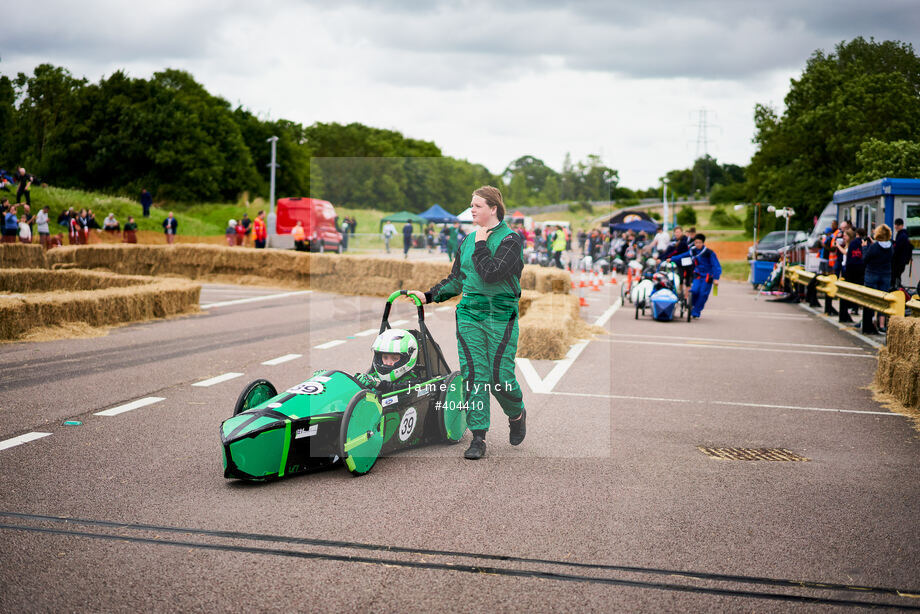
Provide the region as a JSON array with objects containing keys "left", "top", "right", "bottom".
[
  {"left": 261, "top": 354, "right": 302, "bottom": 366},
  {"left": 0, "top": 432, "right": 52, "bottom": 452},
  {"left": 315, "top": 340, "right": 346, "bottom": 350},
  {"left": 192, "top": 372, "right": 244, "bottom": 387},
  {"left": 596, "top": 338, "right": 874, "bottom": 358},
  {"left": 548, "top": 391, "right": 901, "bottom": 417},
  {"left": 608, "top": 332, "right": 864, "bottom": 351},
  {"left": 354, "top": 328, "right": 378, "bottom": 337},
  {"left": 94, "top": 397, "right": 166, "bottom": 417},
  {"left": 200, "top": 290, "right": 312, "bottom": 309}
]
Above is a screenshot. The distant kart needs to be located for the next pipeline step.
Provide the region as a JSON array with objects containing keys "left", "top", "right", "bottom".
[
  {"left": 634, "top": 267, "right": 691, "bottom": 322},
  {"left": 220, "top": 291, "right": 467, "bottom": 481}
]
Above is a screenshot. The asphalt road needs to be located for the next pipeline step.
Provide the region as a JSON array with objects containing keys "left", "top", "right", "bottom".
[{"left": 1, "top": 279, "right": 918, "bottom": 612}]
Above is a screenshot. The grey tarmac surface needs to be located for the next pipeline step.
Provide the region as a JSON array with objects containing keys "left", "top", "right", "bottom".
[{"left": 1, "top": 279, "right": 919, "bottom": 612}]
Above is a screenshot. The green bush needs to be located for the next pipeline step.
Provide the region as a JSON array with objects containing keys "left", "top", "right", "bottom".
[
  {"left": 649, "top": 211, "right": 661, "bottom": 220},
  {"left": 676, "top": 204, "right": 697, "bottom": 226},
  {"left": 709, "top": 205, "right": 742, "bottom": 228},
  {"left": 568, "top": 201, "right": 594, "bottom": 214},
  {"left": 709, "top": 181, "right": 749, "bottom": 204}
]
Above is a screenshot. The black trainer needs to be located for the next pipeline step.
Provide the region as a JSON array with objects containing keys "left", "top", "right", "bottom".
[
  {"left": 464, "top": 434, "right": 486, "bottom": 460},
  {"left": 509, "top": 409, "right": 526, "bottom": 446}
]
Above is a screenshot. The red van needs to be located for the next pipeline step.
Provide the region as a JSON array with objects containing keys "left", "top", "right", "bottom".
[{"left": 275, "top": 197, "right": 343, "bottom": 252}]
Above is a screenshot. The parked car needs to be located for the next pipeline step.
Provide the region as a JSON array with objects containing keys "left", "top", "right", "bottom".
[
  {"left": 276, "top": 197, "right": 343, "bottom": 252},
  {"left": 748, "top": 230, "right": 809, "bottom": 262},
  {"left": 807, "top": 202, "right": 837, "bottom": 250}
]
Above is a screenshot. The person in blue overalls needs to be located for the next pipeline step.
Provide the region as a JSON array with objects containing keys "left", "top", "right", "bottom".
[{"left": 668, "top": 233, "right": 721, "bottom": 318}]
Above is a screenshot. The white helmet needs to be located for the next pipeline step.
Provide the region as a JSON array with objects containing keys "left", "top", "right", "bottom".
[
  {"left": 229, "top": 219, "right": 237, "bottom": 227},
  {"left": 371, "top": 329, "right": 418, "bottom": 382}
]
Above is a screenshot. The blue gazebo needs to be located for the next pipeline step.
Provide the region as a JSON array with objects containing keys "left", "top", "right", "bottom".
[{"left": 419, "top": 204, "right": 458, "bottom": 224}]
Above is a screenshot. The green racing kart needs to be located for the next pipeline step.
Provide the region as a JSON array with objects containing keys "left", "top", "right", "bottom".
[{"left": 220, "top": 291, "right": 467, "bottom": 480}]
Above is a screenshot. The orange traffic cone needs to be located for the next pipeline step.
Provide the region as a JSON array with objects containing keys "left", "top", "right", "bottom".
[
  {"left": 579, "top": 295, "right": 589, "bottom": 307},
  {"left": 591, "top": 272, "right": 601, "bottom": 292}
]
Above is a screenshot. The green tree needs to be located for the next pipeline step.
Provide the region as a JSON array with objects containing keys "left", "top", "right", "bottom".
[
  {"left": 676, "top": 204, "right": 697, "bottom": 226},
  {"left": 844, "top": 139, "right": 920, "bottom": 186},
  {"left": 747, "top": 37, "right": 920, "bottom": 226}
]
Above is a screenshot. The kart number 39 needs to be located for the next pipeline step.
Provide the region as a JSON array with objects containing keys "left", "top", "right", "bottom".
[
  {"left": 398, "top": 407, "right": 417, "bottom": 442},
  {"left": 287, "top": 381, "right": 325, "bottom": 395}
]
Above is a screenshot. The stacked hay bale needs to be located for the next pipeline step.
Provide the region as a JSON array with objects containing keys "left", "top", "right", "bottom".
[
  {"left": 0, "top": 269, "right": 200, "bottom": 341},
  {"left": 875, "top": 317, "right": 920, "bottom": 410},
  {"left": 0, "top": 244, "right": 46, "bottom": 269}
]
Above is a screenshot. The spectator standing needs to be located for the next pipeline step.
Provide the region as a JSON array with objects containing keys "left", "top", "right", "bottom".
[
  {"left": 77, "top": 209, "right": 90, "bottom": 244},
  {"left": 163, "top": 211, "right": 178, "bottom": 245},
  {"left": 234, "top": 219, "right": 246, "bottom": 245},
  {"left": 382, "top": 221, "right": 396, "bottom": 253},
  {"left": 862, "top": 224, "right": 893, "bottom": 334},
  {"left": 2, "top": 202, "right": 19, "bottom": 243},
  {"left": 446, "top": 222, "right": 459, "bottom": 260},
  {"left": 35, "top": 206, "right": 50, "bottom": 249},
  {"left": 140, "top": 189, "right": 153, "bottom": 218},
  {"left": 892, "top": 218, "right": 911, "bottom": 289},
  {"left": 838, "top": 228, "right": 864, "bottom": 324},
  {"left": 349, "top": 215, "right": 357, "bottom": 236},
  {"left": 68, "top": 212, "right": 80, "bottom": 245},
  {"left": 340, "top": 217, "right": 349, "bottom": 252},
  {"left": 123, "top": 216, "right": 138, "bottom": 244},
  {"left": 18, "top": 214, "right": 32, "bottom": 243},
  {"left": 226, "top": 219, "right": 238, "bottom": 246},
  {"left": 292, "top": 220, "right": 307, "bottom": 251},
  {"left": 15, "top": 168, "right": 32, "bottom": 206},
  {"left": 551, "top": 225, "right": 567, "bottom": 269},
  {"left": 253, "top": 210, "right": 267, "bottom": 249},
  {"left": 240, "top": 213, "right": 252, "bottom": 246},
  {"left": 402, "top": 221, "right": 413, "bottom": 259}
]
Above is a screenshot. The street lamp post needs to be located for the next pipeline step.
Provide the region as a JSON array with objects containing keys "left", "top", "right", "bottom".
[
  {"left": 662, "top": 177, "right": 670, "bottom": 233},
  {"left": 266, "top": 136, "right": 279, "bottom": 246}
]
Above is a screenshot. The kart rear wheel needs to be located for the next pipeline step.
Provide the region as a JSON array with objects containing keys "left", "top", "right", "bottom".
[
  {"left": 686, "top": 295, "right": 693, "bottom": 322},
  {"left": 233, "top": 379, "right": 277, "bottom": 416},
  {"left": 634, "top": 299, "right": 640, "bottom": 319},
  {"left": 437, "top": 371, "right": 467, "bottom": 443},
  {"left": 339, "top": 390, "right": 384, "bottom": 477}
]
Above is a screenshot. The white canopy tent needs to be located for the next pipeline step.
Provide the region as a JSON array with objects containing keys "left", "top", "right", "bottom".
[{"left": 456, "top": 207, "right": 474, "bottom": 223}]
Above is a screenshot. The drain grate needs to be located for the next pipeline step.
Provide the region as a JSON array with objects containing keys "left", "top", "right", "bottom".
[{"left": 698, "top": 446, "right": 810, "bottom": 462}]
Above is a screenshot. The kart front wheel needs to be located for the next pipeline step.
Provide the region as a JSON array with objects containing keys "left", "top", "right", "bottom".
[
  {"left": 233, "top": 379, "right": 277, "bottom": 416},
  {"left": 339, "top": 390, "right": 384, "bottom": 477},
  {"left": 686, "top": 295, "right": 693, "bottom": 322},
  {"left": 437, "top": 371, "right": 467, "bottom": 443}
]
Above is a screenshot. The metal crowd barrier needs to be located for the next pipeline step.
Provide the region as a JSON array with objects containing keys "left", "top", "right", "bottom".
[{"left": 786, "top": 266, "right": 912, "bottom": 317}]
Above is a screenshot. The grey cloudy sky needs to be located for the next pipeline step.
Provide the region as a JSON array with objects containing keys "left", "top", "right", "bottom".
[{"left": 3, "top": 1, "right": 919, "bottom": 189}]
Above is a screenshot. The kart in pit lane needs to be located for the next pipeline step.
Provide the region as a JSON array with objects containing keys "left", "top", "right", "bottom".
[{"left": 220, "top": 291, "right": 467, "bottom": 480}]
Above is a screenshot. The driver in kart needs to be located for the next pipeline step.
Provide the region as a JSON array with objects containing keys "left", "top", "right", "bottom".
[{"left": 354, "top": 328, "right": 423, "bottom": 394}]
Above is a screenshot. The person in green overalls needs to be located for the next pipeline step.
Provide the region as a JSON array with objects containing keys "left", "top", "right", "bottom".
[{"left": 408, "top": 186, "right": 526, "bottom": 460}]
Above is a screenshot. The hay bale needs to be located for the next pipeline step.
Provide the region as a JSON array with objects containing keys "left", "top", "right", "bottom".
[
  {"left": 0, "top": 271, "right": 200, "bottom": 341},
  {"left": 875, "top": 317, "right": 920, "bottom": 411},
  {"left": 524, "top": 266, "right": 571, "bottom": 294},
  {"left": 0, "top": 244, "right": 47, "bottom": 269}
]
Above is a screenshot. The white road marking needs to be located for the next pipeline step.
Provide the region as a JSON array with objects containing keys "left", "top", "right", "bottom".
[
  {"left": 200, "top": 290, "right": 312, "bottom": 309},
  {"left": 0, "top": 432, "right": 52, "bottom": 452},
  {"left": 315, "top": 340, "right": 346, "bottom": 350},
  {"left": 517, "top": 296, "right": 621, "bottom": 394},
  {"left": 595, "top": 338, "right": 874, "bottom": 358},
  {"left": 436, "top": 306, "right": 453, "bottom": 312},
  {"left": 609, "top": 333, "right": 863, "bottom": 351},
  {"left": 594, "top": 298, "right": 623, "bottom": 327},
  {"left": 192, "top": 372, "right": 244, "bottom": 387},
  {"left": 515, "top": 358, "right": 548, "bottom": 394},
  {"left": 94, "top": 396, "right": 166, "bottom": 417},
  {"left": 390, "top": 319, "right": 409, "bottom": 326},
  {"left": 354, "top": 328, "right": 378, "bottom": 337},
  {"left": 261, "top": 354, "right": 302, "bottom": 366},
  {"left": 797, "top": 304, "right": 884, "bottom": 349},
  {"left": 548, "top": 391, "right": 901, "bottom": 417}
]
